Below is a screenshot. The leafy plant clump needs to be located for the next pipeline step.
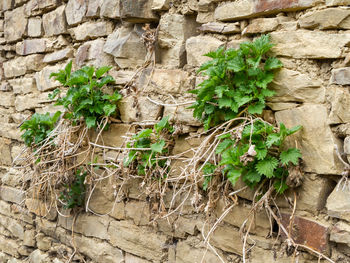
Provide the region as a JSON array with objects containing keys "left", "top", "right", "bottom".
[
  {"left": 49, "top": 61, "right": 122, "bottom": 129},
  {"left": 59, "top": 168, "right": 87, "bottom": 209},
  {"left": 124, "top": 116, "right": 174, "bottom": 176},
  {"left": 189, "top": 34, "right": 283, "bottom": 130},
  {"left": 21, "top": 111, "right": 61, "bottom": 147}
]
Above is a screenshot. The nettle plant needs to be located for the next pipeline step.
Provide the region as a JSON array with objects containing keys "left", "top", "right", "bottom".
[
  {"left": 49, "top": 61, "right": 122, "bottom": 129},
  {"left": 191, "top": 35, "right": 302, "bottom": 194},
  {"left": 124, "top": 116, "right": 174, "bottom": 177}
]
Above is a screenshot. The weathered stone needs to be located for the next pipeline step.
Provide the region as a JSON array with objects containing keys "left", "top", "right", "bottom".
[
  {"left": 100, "top": 0, "right": 120, "bottom": 18},
  {"left": 91, "top": 123, "right": 135, "bottom": 148},
  {"left": 0, "top": 235, "right": 20, "bottom": 257},
  {"left": 125, "top": 201, "right": 150, "bottom": 226},
  {"left": 28, "top": 249, "right": 50, "bottom": 263},
  {"left": 268, "top": 68, "right": 324, "bottom": 103},
  {"left": 152, "top": 0, "right": 170, "bottom": 10},
  {"left": 2, "top": 167, "right": 24, "bottom": 187},
  {"left": 244, "top": 17, "right": 279, "bottom": 34},
  {"left": 69, "top": 21, "right": 113, "bottom": 41},
  {"left": 175, "top": 240, "right": 220, "bottom": 263},
  {"left": 15, "top": 92, "right": 51, "bottom": 111},
  {"left": 4, "top": 54, "right": 45, "bottom": 78},
  {"left": 0, "top": 91, "right": 14, "bottom": 107},
  {"left": 25, "top": 198, "right": 57, "bottom": 220},
  {"left": 0, "top": 82, "right": 11, "bottom": 91},
  {"left": 23, "top": 230, "right": 36, "bottom": 247},
  {"left": 198, "top": 21, "right": 240, "bottom": 34},
  {"left": 65, "top": 0, "right": 87, "bottom": 25},
  {"left": 27, "top": 17, "right": 42, "bottom": 37},
  {"left": 4, "top": 6, "right": 27, "bottom": 42},
  {"left": 330, "top": 221, "right": 350, "bottom": 248},
  {"left": 125, "top": 253, "right": 151, "bottom": 263},
  {"left": 211, "top": 224, "right": 243, "bottom": 255},
  {"left": 43, "top": 48, "right": 73, "bottom": 63},
  {"left": 36, "top": 233, "right": 52, "bottom": 251},
  {"left": 0, "top": 138, "right": 11, "bottom": 165},
  {"left": 281, "top": 213, "right": 329, "bottom": 253},
  {"left": 108, "top": 220, "right": 168, "bottom": 261},
  {"left": 158, "top": 14, "right": 198, "bottom": 67},
  {"left": 0, "top": 186, "right": 25, "bottom": 204},
  {"left": 331, "top": 67, "right": 350, "bottom": 85},
  {"left": 275, "top": 104, "right": 343, "bottom": 174},
  {"left": 173, "top": 136, "right": 202, "bottom": 158},
  {"left": 0, "top": 215, "right": 24, "bottom": 239},
  {"left": 186, "top": 36, "right": 224, "bottom": 67},
  {"left": 270, "top": 31, "right": 350, "bottom": 59},
  {"left": 299, "top": 8, "right": 350, "bottom": 29},
  {"left": 2, "top": 0, "right": 14, "bottom": 11},
  {"left": 16, "top": 39, "right": 47, "bottom": 55},
  {"left": 327, "top": 183, "right": 350, "bottom": 222},
  {"left": 109, "top": 70, "right": 134, "bottom": 85},
  {"left": 118, "top": 95, "right": 162, "bottom": 123},
  {"left": 103, "top": 24, "right": 147, "bottom": 69},
  {"left": 266, "top": 102, "right": 298, "bottom": 111},
  {"left": 120, "top": 0, "right": 158, "bottom": 22},
  {"left": 43, "top": 5, "right": 67, "bottom": 36},
  {"left": 215, "top": 0, "right": 318, "bottom": 21},
  {"left": 326, "top": 0, "right": 350, "bottom": 5},
  {"left": 0, "top": 123, "right": 23, "bottom": 141},
  {"left": 164, "top": 105, "right": 201, "bottom": 126},
  {"left": 345, "top": 136, "right": 350, "bottom": 163},
  {"left": 328, "top": 87, "right": 350, "bottom": 124},
  {"left": 198, "top": 0, "right": 218, "bottom": 12},
  {"left": 86, "top": 0, "right": 100, "bottom": 17},
  {"left": 35, "top": 64, "right": 62, "bottom": 91},
  {"left": 76, "top": 38, "right": 114, "bottom": 67}
]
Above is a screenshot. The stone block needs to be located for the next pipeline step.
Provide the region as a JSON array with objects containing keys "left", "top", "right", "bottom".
[
  {"left": 35, "top": 64, "right": 62, "bottom": 91},
  {"left": 0, "top": 215, "right": 24, "bottom": 239},
  {"left": 175, "top": 240, "right": 221, "bottom": 263},
  {"left": 0, "top": 123, "right": 22, "bottom": 141},
  {"left": 108, "top": 220, "right": 168, "bottom": 261},
  {"left": 164, "top": 105, "right": 201, "bottom": 126},
  {"left": 43, "top": 5, "right": 67, "bottom": 36},
  {"left": 268, "top": 68, "right": 324, "bottom": 103},
  {"left": 198, "top": 21, "right": 240, "bottom": 34},
  {"left": 0, "top": 138, "right": 11, "bottom": 165},
  {"left": 2, "top": 0, "right": 14, "bottom": 11},
  {"left": 69, "top": 21, "right": 113, "bottom": 41},
  {"left": 327, "top": 183, "right": 350, "bottom": 222},
  {"left": 0, "top": 91, "right": 14, "bottom": 107},
  {"left": 27, "top": 17, "right": 42, "bottom": 37},
  {"left": 15, "top": 92, "right": 51, "bottom": 111},
  {"left": 4, "top": 54, "right": 45, "bottom": 78},
  {"left": 86, "top": 0, "right": 100, "bottom": 17},
  {"left": 76, "top": 38, "right": 114, "bottom": 67},
  {"left": 173, "top": 136, "right": 202, "bottom": 158},
  {"left": 275, "top": 104, "right": 343, "bottom": 175},
  {"left": 299, "top": 8, "right": 350, "bottom": 29},
  {"left": 330, "top": 221, "right": 350, "bottom": 247},
  {"left": 65, "top": 0, "right": 87, "bottom": 25},
  {"left": 103, "top": 24, "right": 147, "bottom": 69},
  {"left": 328, "top": 87, "right": 350, "bottom": 124},
  {"left": 331, "top": 67, "right": 350, "bottom": 85},
  {"left": 244, "top": 17, "right": 279, "bottom": 34},
  {"left": 281, "top": 213, "right": 329, "bottom": 253},
  {"left": 25, "top": 198, "right": 57, "bottom": 220},
  {"left": 100, "top": 0, "right": 120, "bottom": 18},
  {"left": 23, "top": 229, "right": 36, "bottom": 247},
  {"left": 1, "top": 168, "right": 25, "bottom": 187},
  {"left": 215, "top": 0, "right": 318, "bottom": 21},
  {"left": 0, "top": 235, "right": 20, "bottom": 257},
  {"left": 0, "top": 186, "right": 25, "bottom": 204},
  {"left": 158, "top": 13, "right": 198, "bottom": 67},
  {"left": 120, "top": 0, "right": 158, "bottom": 22},
  {"left": 270, "top": 31, "right": 350, "bottom": 59},
  {"left": 125, "top": 201, "right": 150, "bottom": 226},
  {"left": 28, "top": 249, "right": 50, "bottom": 263},
  {"left": 43, "top": 47, "right": 73, "bottom": 63},
  {"left": 152, "top": 0, "right": 170, "bottom": 10},
  {"left": 211, "top": 224, "right": 243, "bottom": 255},
  {"left": 90, "top": 123, "right": 135, "bottom": 148},
  {"left": 326, "top": 0, "right": 350, "bottom": 5},
  {"left": 186, "top": 36, "right": 224, "bottom": 67},
  {"left": 4, "top": 6, "right": 27, "bottom": 42},
  {"left": 16, "top": 39, "right": 47, "bottom": 55},
  {"left": 109, "top": 70, "right": 134, "bottom": 85}
]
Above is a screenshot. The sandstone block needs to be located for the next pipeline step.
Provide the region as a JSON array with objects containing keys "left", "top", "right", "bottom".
[
  {"left": 28, "top": 249, "right": 50, "bottom": 263},
  {"left": 25, "top": 198, "right": 57, "bottom": 220},
  {"left": 65, "top": 0, "right": 87, "bottom": 25},
  {"left": 120, "top": 0, "right": 158, "bottom": 22},
  {"left": 15, "top": 92, "right": 51, "bottom": 111},
  {"left": 328, "top": 87, "right": 350, "bottom": 124},
  {"left": 27, "top": 17, "right": 42, "bottom": 37},
  {"left": 90, "top": 123, "right": 135, "bottom": 148},
  {"left": 270, "top": 31, "right": 350, "bottom": 59},
  {"left": 152, "top": 0, "right": 170, "bottom": 10},
  {"left": 186, "top": 36, "right": 224, "bottom": 67},
  {"left": 100, "top": 0, "right": 120, "bottom": 18},
  {"left": 4, "top": 6, "right": 27, "bottom": 42},
  {"left": 43, "top": 47, "right": 73, "bottom": 63},
  {"left": 76, "top": 38, "right": 114, "bottom": 67},
  {"left": 108, "top": 220, "right": 168, "bottom": 261},
  {"left": 43, "top": 5, "right": 67, "bottom": 36},
  {"left": 0, "top": 123, "right": 23, "bottom": 141},
  {"left": 109, "top": 70, "right": 134, "bottom": 85},
  {"left": 0, "top": 91, "right": 14, "bottom": 107},
  {"left": 1, "top": 168, "right": 26, "bottom": 187},
  {"left": 330, "top": 221, "right": 350, "bottom": 248},
  {"left": 69, "top": 21, "right": 113, "bottom": 41},
  {"left": 103, "top": 24, "right": 147, "bottom": 69},
  {"left": 0, "top": 186, "right": 25, "bottom": 204},
  {"left": 86, "top": 0, "right": 100, "bottom": 17},
  {"left": 0, "top": 215, "right": 24, "bottom": 239},
  {"left": 299, "top": 8, "right": 350, "bottom": 29},
  {"left": 326, "top": 0, "right": 350, "bottom": 5},
  {"left": 35, "top": 64, "right": 63, "bottom": 91},
  {"left": 327, "top": 184, "right": 350, "bottom": 222},
  {"left": 0, "top": 235, "right": 20, "bottom": 257},
  {"left": 211, "top": 224, "right": 243, "bottom": 255},
  {"left": 275, "top": 104, "right": 343, "bottom": 174},
  {"left": 2, "top": 0, "right": 14, "bottom": 11},
  {"left": 16, "top": 39, "right": 47, "bottom": 55},
  {"left": 268, "top": 68, "right": 324, "bottom": 103},
  {"left": 4, "top": 54, "right": 45, "bottom": 78},
  {"left": 215, "top": 0, "right": 318, "bottom": 21},
  {"left": 125, "top": 201, "right": 150, "bottom": 226},
  {"left": 125, "top": 253, "right": 151, "bottom": 263},
  {"left": 23, "top": 230, "right": 36, "bottom": 247},
  {"left": 331, "top": 67, "right": 350, "bottom": 85},
  {"left": 198, "top": 21, "right": 240, "bottom": 34},
  {"left": 175, "top": 241, "right": 220, "bottom": 263},
  {"left": 0, "top": 138, "right": 11, "bottom": 165},
  {"left": 244, "top": 17, "right": 279, "bottom": 34},
  {"left": 164, "top": 105, "right": 201, "bottom": 126}
]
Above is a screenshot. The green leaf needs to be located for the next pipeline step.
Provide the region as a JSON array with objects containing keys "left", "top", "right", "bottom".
[
  {"left": 227, "top": 55, "right": 245, "bottom": 72},
  {"left": 103, "top": 104, "right": 116, "bottom": 116},
  {"left": 264, "top": 57, "right": 283, "bottom": 70},
  {"left": 245, "top": 169, "right": 262, "bottom": 184},
  {"left": 155, "top": 116, "right": 170, "bottom": 133},
  {"left": 256, "top": 157, "right": 279, "bottom": 178},
  {"left": 203, "top": 163, "right": 216, "bottom": 175},
  {"left": 255, "top": 146, "right": 267, "bottom": 160},
  {"left": 226, "top": 168, "right": 241, "bottom": 186},
  {"left": 280, "top": 148, "right": 302, "bottom": 166},
  {"left": 203, "top": 176, "right": 212, "bottom": 191},
  {"left": 98, "top": 75, "right": 115, "bottom": 87},
  {"left": 216, "top": 139, "right": 233, "bottom": 154},
  {"left": 218, "top": 97, "right": 232, "bottom": 108},
  {"left": 287, "top": 125, "right": 302, "bottom": 136},
  {"left": 248, "top": 102, "right": 265, "bottom": 114},
  {"left": 266, "top": 133, "right": 281, "bottom": 148},
  {"left": 133, "top": 129, "right": 152, "bottom": 139},
  {"left": 85, "top": 116, "right": 96, "bottom": 128},
  {"left": 48, "top": 88, "right": 61, "bottom": 100},
  {"left": 96, "top": 66, "right": 112, "bottom": 78},
  {"left": 151, "top": 140, "right": 166, "bottom": 153},
  {"left": 65, "top": 60, "right": 73, "bottom": 78},
  {"left": 274, "top": 179, "right": 288, "bottom": 194}
]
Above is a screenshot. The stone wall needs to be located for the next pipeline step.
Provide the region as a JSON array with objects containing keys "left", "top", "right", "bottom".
[{"left": 1, "top": 0, "right": 350, "bottom": 262}]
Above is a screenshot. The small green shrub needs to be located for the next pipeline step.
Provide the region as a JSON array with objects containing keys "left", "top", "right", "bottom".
[
  {"left": 20, "top": 111, "right": 61, "bottom": 147},
  {"left": 49, "top": 61, "right": 122, "bottom": 129},
  {"left": 124, "top": 116, "right": 174, "bottom": 176},
  {"left": 59, "top": 168, "right": 87, "bottom": 209},
  {"left": 189, "top": 35, "right": 283, "bottom": 130}
]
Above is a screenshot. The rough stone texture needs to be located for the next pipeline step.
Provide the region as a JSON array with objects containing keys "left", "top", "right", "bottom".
[
  {"left": 175, "top": 241, "right": 220, "bottom": 263},
  {"left": 326, "top": 0, "right": 350, "bottom": 5},
  {"left": 9, "top": 77, "right": 36, "bottom": 95},
  {"left": 186, "top": 36, "right": 224, "bottom": 67},
  {"left": 3, "top": 55, "right": 45, "bottom": 78},
  {"left": 25, "top": 198, "right": 57, "bottom": 220},
  {"left": 125, "top": 201, "right": 150, "bottom": 226},
  {"left": 16, "top": 39, "right": 47, "bottom": 55},
  {"left": 215, "top": 0, "right": 318, "bottom": 21},
  {"left": 158, "top": 14, "right": 198, "bottom": 67},
  {"left": 76, "top": 38, "right": 114, "bottom": 67},
  {"left": 43, "top": 48, "right": 73, "bottom": 63},
  {"left": 0, "top": 235, "right": 21, "bottom": 257},
  {"left": 65, "top": 0, "right": 87, "bottom": 25},
  {"left": 270, "top": 31, "right": 350, "bottom": 58},
  {"left": 328, "top": 87, "right": 350, "bottom": 124},
  {"left": 164, "top": 105, "right": 202, "bottom": 126},
  {"left": 244, "top": 17, "right": 279, "bottom": 34},
  {"left": 330, "top": 221, "right": 350, "bottom": 248},
  {"left": 120, "top": 0, "right": 158, "bottom": 23},
  {"left": 43, "top": 5, "right": 67, "bottom": 36},
  {"left": 268, "top": 68, "right": 324, "bottom": 103},
  {"left": 108, "top": 220, "right": 168, "bottom": 261},
  {"left": 331, "top": 67, "right": 350, "bottom": 85},
  {"left": 211, "top": 224, "right": 243, "bottom": 255},
  {"left": 0, "top": 92, "right": 15, "bottom": 107},
  {"left": 35, "top": 65, "right": 62, "bottom": 91},
  {"left": 0, "top": 138, "right": 11, "bottom": 165},
  {"left": 69, "top": 21, "right": 114, "bottom": 41},
  {"left": 152, "top": 0, "right": 170, "bottom": 10},
  {"left": 86, "top": 0, "right": 101, "bottom": 17},
  {"left": 275, "top": 104, "right": 343, "bottom": 175},
  {"left": 327, "top": 184, "right": 350, "bottom": 222},
  {"left": 0, "top": 186, "right": 25, "bottom": 204},
  {"left": 15, "top": 92, "right": 52, "bottom": 111},
  {"left": 198, "top": 21, "right": 240, "bottom": 34},
  {"left": 100, "top": 0, "right": 120, "bottom": 19},
  {"left": 27, "top": 17, "right": 43, "bottom": 37},
  {"left": 299, "top": 8, "right": 350, "bottom": 29},
  {"left": 4, "top": 6, "right": 27, "bottom": 42}
]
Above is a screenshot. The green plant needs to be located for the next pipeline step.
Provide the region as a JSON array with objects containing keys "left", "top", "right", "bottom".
[
  {"left": 49, "top": 61, "right": 122, "bottom": 129},
  {"left": 124, "top": 116, "right": 174, "bottom": 176},
  {"left": 204, "top": 120, "right": 301, "bottom": 193},
  {"left": 20, "top": 111, "right": 61, "bottom": 147},
  {"left": 189, "top": 35, "right": 283, "bottom": 130},
  {"left": 59, "top": 168, "right": 87, "bottom": 209}
]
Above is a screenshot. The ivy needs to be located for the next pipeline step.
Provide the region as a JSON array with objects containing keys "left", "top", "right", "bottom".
[{"left": 49, "top": 61, "right": 122, "bottom": 129}]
